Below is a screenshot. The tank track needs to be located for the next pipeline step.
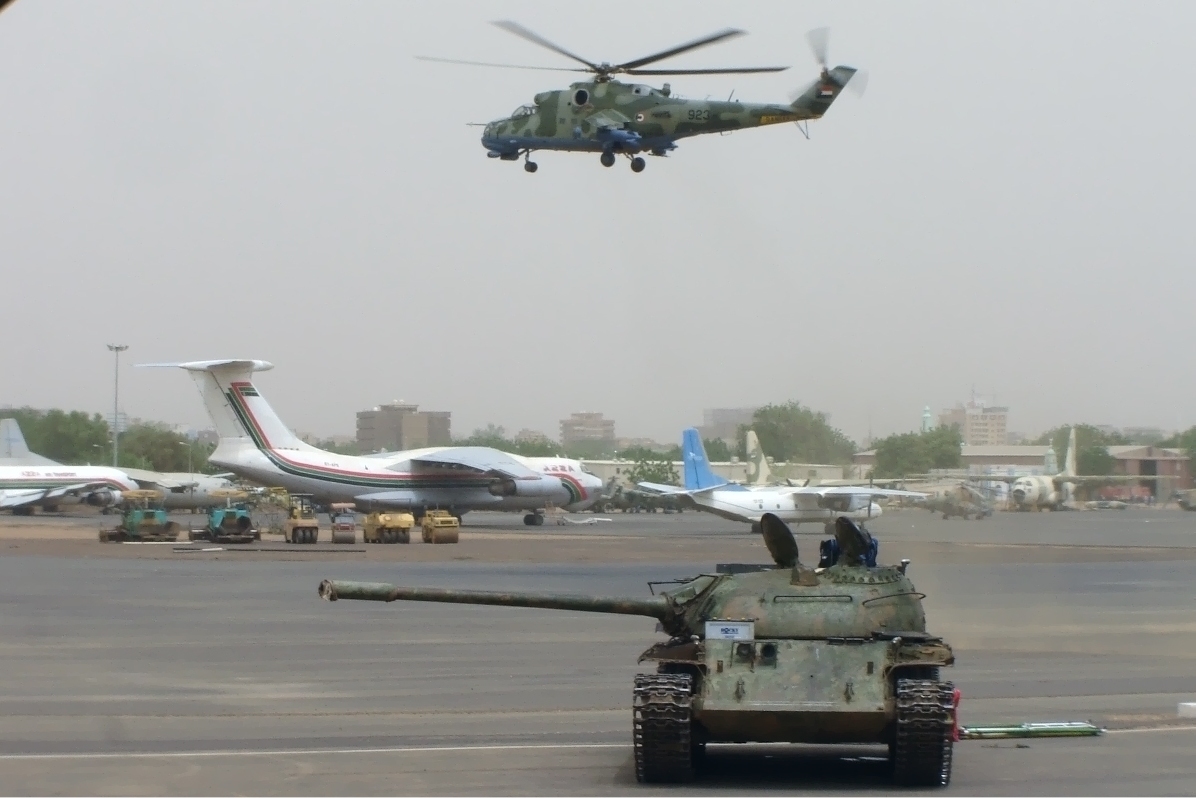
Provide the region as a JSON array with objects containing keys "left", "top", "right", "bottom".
[
  {"left": 893, "top": 678, "right": 956, "bottom": 787},
  {"left": 633, "top": 673, "right": 694, "bottom": 783}
]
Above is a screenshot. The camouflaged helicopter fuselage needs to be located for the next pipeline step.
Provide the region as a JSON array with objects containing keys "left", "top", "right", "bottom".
[{"left": 481, "top": 69, "right": 852, "bottom": 157}]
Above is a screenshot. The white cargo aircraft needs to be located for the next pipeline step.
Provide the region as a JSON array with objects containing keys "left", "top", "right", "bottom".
[
  {"left": 638, "top": 428, "right": 925, "bottom": 533},
  {"left": 968, "top": 427, "right": 1157, "bottom": 511},
  {"left": 143, "top": 359, "right": 603, "bottom": 525},
  {"left": 0, "top": 418, "right": 236, "bottom": 512}
]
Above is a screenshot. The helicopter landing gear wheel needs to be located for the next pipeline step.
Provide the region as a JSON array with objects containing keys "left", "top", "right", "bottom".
[
  {"left": 630, "top": 156, "right": 645, "bottom": 173},
  {"left": 600, "top": 151, "right": 615, "bottom": 168},
  {"left": 524, "top": 160, "right": 538, "bottom": 173}
]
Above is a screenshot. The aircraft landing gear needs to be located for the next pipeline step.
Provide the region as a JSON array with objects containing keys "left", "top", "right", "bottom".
[
  {"left": 600, "top": 151, "right": 616, "bottom": 168},
  {"left": 524, "top": 152, "right": 538, "bottom": 173},
  {"left": 523, "top": 512, "right": 545, "bottom": 526},
  {"left": 630, "top": 156, "right": 645, "bottom": 173}
]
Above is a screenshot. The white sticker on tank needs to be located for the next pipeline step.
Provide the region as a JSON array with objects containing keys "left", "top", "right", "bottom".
[{"left": 705, "top": 621, "right": 755, "bottom": 640}]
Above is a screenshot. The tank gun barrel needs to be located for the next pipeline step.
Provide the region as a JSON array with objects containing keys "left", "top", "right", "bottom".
[{"left": 318, "top": 580, "right": 675, "bottom": 621}]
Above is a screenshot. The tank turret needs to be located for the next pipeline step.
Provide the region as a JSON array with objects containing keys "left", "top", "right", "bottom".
[{"left": 319, "top": 514, "right": 957, "bottom": 787}]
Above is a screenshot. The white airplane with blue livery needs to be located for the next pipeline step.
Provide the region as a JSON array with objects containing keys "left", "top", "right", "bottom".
[{"left": 638, "top": 428, "right": 925, "bottom": 533}]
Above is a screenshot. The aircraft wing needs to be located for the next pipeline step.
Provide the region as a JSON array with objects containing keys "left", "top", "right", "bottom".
[
  {"left": 121, "top": 467, "right": 190, "bottom": 491},
  {"left": 0, "top": 481, "right": 111, "bottom": 509},
  {"left": 407, "top": 447, "right": 541, "bottom": 479},
  {"left": 636, "top": 481, "right": 725, "bottom": 497},
  {"left": 786, "top": 485, "right": 927, "bottom": 499}
]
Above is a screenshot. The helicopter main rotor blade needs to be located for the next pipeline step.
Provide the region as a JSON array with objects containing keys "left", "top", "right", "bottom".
[
  {"left": 627, "top": 66, "right": 789, "bottom": 76},
  {"left": 491, "top": 20, "right": 601, "bottom": 72},
  {"left": 415, "top": 55, "right": 587, "bottom": 73},
  {"left": 614, "top": 27, "right": 745, "bottom": 72}
]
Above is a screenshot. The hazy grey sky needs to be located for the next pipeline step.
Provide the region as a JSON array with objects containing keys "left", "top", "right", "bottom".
[{"left": 1, "top": 1, "right": 1193, "bottom": 444}]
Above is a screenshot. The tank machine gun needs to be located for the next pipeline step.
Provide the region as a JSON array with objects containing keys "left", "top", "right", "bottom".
[
  {"left": 319, "top": 514, "right": 956, "bottom": 786},
  {"left": 419, "top": 22, "right": 865, "bottom": 173}
]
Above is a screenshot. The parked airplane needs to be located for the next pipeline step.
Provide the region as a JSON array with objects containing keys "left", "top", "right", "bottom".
[
  {"left": 0, "top": 464, "right": 136, "bottom": 514},
  {"left": 0, "top": 418, "right": 236, "bottom": 512},
  {"left": 968, "top": 427, "right": 1158, "bottom": 511},
  {"left": 637, "top": 428, "right": 924, "bottom": 533},
  {"left": 144, "top": 359, "right": 603, "bottom": 524}
]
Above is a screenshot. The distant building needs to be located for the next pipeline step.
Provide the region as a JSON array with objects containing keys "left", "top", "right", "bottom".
[
  {"left": 514, "top": 428, "right": 552, "bottom": 445},
  {"left": 939, "top": 401, "right": 1008, "bottom": 446},
  {"left": 698, "top": 407, "right": 758, "bottom": 445},
  {"left": 559, "top": 412, "right": 615, "bottom": 448},
  {"left": 1107, "top": 445, "right": 1191, "bottom": 496},
  {"left": 356, "top": 401, "right": 451, "bottom": 453}
]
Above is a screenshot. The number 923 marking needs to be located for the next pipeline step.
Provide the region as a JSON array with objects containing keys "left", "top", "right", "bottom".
[{"left": 687, "top": 109, "right": 711, "bottom": 121}]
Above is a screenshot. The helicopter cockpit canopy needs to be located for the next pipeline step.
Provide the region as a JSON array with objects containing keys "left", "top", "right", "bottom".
[
  {"left": 630, "top": 84, "right": 659, "bottom": 97},
  {"left": 510, "top": 104, "right": 536, "bottom": 119}
]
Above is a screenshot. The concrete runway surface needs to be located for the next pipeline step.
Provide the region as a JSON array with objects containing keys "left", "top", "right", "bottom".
[{"left": 0, "top": 508, "right": 1194, "bottom": 794}]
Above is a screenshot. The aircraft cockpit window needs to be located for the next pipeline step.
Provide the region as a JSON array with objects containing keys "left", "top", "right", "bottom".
[
  {"left": 580, "top": 464, "right": 594, "bottom": 475},
  {"left": 511, "top": 104, "right": 536, "bottom": 118}
]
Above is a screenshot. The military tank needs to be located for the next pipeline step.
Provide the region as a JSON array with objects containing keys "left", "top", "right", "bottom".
[{"left": 317, "top": 514, "right": 956, "bottom": 786}]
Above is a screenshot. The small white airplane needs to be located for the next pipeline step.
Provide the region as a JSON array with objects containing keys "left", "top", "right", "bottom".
[
  {"left": 0, "top": 418, "right": 236, "bottom": 512},
  {"left": 638, "top": 428, "right": 925, "bottom": 533},
  {"left": 142, "top": 359, "right": 604, "bottom": 525}
]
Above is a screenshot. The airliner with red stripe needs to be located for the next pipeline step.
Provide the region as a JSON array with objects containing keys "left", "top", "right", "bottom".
[
  {"left": 0, "top": 466, "right": 137, "bottom": 514},
  {"left": 144, "top": 359, "right": 603, "bottom": 525}
]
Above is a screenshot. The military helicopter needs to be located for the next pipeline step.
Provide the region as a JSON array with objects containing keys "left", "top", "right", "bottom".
[{"left": 420, "top": 22, "right": 866, "bottom": 173}]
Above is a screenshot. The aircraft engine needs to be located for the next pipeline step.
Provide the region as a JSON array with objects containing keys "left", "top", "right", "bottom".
[
  {"left": 488, "top": 476, "right": 564, "bottom": 498},
  {"left": 87, "top": 489, "right": 122, "bottom": 507}
]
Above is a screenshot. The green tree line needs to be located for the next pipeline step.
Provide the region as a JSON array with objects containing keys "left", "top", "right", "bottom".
[{"left": 2, "top": 407, "right": 215, "bottom": 472}]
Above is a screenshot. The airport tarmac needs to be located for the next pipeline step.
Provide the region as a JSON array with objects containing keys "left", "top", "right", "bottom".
[{"left": 0, "top": 509, "right": 1194, "bottom": 794}]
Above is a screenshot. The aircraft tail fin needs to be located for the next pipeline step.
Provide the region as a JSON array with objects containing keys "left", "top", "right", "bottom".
[
  {"left": 790, "top": 65, "right": 857, "bottom": 118},
  {"left": 0, "top": 418, "right": 58, "bottom": 465},
  {"left": 681, "top": 428, "right": 728, "bottom": 491},
  {"left": 745, "top": 430, "right": 773, "bottom": 486},
  {"left": 1063, "top": 426, "right": 1077, "bottom": 478},
  {"left": 139, "top": 359, "right": 314, "bottom": 454},
  {"left": 1, "top": 418, "right": 32, "bottom": 460}
]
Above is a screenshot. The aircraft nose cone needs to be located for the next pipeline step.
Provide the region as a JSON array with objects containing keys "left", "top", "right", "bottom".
[{"left": 1012, "top": 489, "right": 1026, "bottom": 502}]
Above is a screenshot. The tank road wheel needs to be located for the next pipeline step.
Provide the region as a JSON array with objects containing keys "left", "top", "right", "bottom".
[
  {"left": 633, "top": 673, "right": 695, "bottom": 783},
  {"left": 600, "top": 151, "right": 616, "bottom": 168},
  {"left": 892, "top": 679, "right": 956, "bottom": 788},
  {"left": 630, "top": 156, "right": 645, "bottom": 173}
]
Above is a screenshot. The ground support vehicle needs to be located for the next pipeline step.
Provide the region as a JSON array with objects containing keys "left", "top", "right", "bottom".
[
  {"left": 363, "top": 511, "right": 415, "bottom": 544},
  {"left": 283, "top": 493, "right": 320, "bottom": 544},
  {"left": 329, "top": 503, "right": 358, "bottom": 544},
  {"left": 420, "top": 510, "right": 460, "bottom": 544},
  {"left": 98, "top": 491, "right": 180, "bottom": 543}
]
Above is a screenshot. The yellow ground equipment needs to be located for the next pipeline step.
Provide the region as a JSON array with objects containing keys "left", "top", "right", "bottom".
[
  {"left": 283, "top": 493, "right": 320, "bottom": 544},
  {"left": 363, "top": 511, "right": 415, "bottom": 544},
  {"left": 420, "top": 510, "right": 460, "bottom": 544},
  {"left": 98, "top": 490, "right": 180, "bottom": 543},
  {"left": 329, "top": 503, "right": 358, "bottom": 545}
]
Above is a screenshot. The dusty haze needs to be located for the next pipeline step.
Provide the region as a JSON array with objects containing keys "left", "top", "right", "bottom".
[{"left": 1, "top": 1, "right": 1193, "bottom": 444}]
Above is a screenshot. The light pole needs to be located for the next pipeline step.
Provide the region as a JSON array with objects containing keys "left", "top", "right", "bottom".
[
  {"left": 179, "top": 440, "right": 193, "bottom": 474},
  {"left": 106, "top": 344, "right": 128, "bottom": 468}
]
